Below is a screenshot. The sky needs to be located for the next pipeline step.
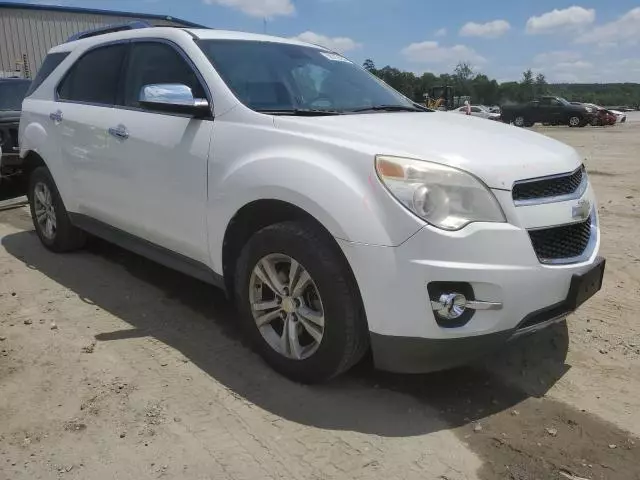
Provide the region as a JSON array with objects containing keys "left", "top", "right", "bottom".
[{"left": 6, "top": 0, "right": 640, "bottom": 83}]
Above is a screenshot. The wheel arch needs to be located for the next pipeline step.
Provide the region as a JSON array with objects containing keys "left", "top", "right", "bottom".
[
  {"left": 220, "top": 199, "right": 362, "bottom": 303},
  {"left": 15, "top": 150, "right": 48, "bottom": 194}
]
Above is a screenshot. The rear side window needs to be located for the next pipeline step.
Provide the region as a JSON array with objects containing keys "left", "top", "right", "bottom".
[
  {"left": 57, "top": 44, "right": 126, "bottom": 105},
  {"left": 25, "top": 52, "right": 69, "bottom": 97},
  {"left": 122, "top": 42, "right": 206, "bottom": 109}
]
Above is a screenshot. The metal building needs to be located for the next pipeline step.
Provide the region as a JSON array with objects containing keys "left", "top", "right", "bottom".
[{"left": 0, "top": 2, "right": 203, "bottom": 78}]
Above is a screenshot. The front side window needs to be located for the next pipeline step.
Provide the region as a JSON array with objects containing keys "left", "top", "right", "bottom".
[
  {"left": 198, "top": 40, "right": 419, "bottom": 114},
  {"left": 122, "top": 42, "right": 206, "bottom": 109},
  {"left": 57, "top": 44, "right": 126, "bottom": 105}
]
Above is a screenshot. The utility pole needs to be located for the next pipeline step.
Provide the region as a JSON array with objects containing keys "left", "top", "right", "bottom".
[{"left": 263, "top": 17, "right": 267, "bottom": 34}]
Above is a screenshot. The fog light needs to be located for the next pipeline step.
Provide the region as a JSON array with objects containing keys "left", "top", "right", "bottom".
[{"left": 433, "top": 293, "right": 467, "bottom": 320}]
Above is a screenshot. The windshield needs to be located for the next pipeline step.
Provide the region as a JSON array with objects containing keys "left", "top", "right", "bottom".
[
  {"left": 0, "top": 80, "right": 31, "bottom": 111},
  {"left": 198, "top": 40, "right": 418, "bottom": 114}
]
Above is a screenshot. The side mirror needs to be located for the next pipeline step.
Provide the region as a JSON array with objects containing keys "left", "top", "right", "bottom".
[{"left": 138, "top": 84, "right": 210, "bottom": 117}]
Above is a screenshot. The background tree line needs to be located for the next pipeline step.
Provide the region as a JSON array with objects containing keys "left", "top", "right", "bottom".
[{"left": 362, "top": 59, "right": 640, "bottom": 108}]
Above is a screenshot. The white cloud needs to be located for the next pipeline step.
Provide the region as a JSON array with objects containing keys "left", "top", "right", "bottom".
[
  {"left": 401, "top": 41, "right": 486, "bottom": 69},
  {"left": 533, "top": 50, "right": 582, "bottom": 65},
  {"left": 526, "top": 6, "right": 595, "bottom": 34},
  {"left": 291, "top": 31, "right": 362, "bottom": 54},
  {"left": 576, "top": 7, "right": 640, "bottom": 45},
  {"left": 203, "top": 0, "right": 294, "bottom": 18},
  {"left": 460, "top": 20, "right": 511, "bottom": 38},
  {"left": 554, "top": 60, "right": 593, "bottom": 70},
  {"left": 434, "top": 28, "right": 447, "bottom": 37},
  {"left": 28, "top": 0, "right": 69, "bottom": 4}
]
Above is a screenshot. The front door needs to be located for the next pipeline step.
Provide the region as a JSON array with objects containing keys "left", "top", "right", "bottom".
[
  {"left": 104, "top": 41, "right": 213, "bottom": 265},
  {"left": 538, "top": 97, "right": 562, "bottom": 124}
]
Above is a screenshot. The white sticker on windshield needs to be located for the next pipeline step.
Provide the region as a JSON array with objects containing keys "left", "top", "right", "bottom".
[{"left": 320, "top": 52, "right": 352, "bottom": 63}]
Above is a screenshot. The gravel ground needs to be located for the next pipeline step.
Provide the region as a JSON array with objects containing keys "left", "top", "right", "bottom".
[{"left": 1, "top": 119, "right": 639, "bottom": 480}]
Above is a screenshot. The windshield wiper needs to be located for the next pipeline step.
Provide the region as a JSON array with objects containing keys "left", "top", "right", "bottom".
[
  {"left": 255, "top": 108, "right": 344, "bottom": 116},
  {"left": 348, "top": 105, "right": 426, "bottom": 113}
]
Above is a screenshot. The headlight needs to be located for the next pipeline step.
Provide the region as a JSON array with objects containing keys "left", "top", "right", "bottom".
[{"left": 375, "top": 155, "right": 505, "bottom": 230}]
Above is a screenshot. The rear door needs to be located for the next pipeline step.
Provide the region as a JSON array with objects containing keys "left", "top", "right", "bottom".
[
  {"left": 525, "top": 100, "right": 540, "bottom": 122},
  {"left": 104, "top": 40, "right": 213, "bottom": 264},
  {"left": 54, "top": 43, "right": 127, "bottom": 220}
]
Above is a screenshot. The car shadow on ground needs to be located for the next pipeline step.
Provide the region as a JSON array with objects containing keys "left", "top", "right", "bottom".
[
  {"left": 1, "top": 229, "right": 570, "bottom": 437},
  {"left": 8, "top": 229, "right": 640, "bottom": 479}
]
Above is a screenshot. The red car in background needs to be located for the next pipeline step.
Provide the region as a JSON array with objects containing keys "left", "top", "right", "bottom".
[
  {"left": 587, "top": 104, "right": 617, "bottom": 126},
  {"left": 570, "top": 102, "right": 618, "bottom": 126}
]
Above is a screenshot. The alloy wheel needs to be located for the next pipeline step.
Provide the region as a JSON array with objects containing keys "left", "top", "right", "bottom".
[
  {"left": 33, "top": 182, "right": 57, "bottom": 240},
  {"left": 249, "top": 254, "right": 325, "bottom": 360}
]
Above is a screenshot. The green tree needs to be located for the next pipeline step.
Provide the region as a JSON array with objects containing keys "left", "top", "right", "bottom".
[
  {"left": 534, "top": 73, "right": 548, "bottom": 97},
  {"left": 454, "top": 62, "right": 475, "bottom": 97},
  {"left": 520, "top": 69, "right": 535, "bottom": 100},
  {"left": 365, "top": 60, "right": 640, "bottom": 108},
  {"left": 363, "top": 59, "right": 376, "bottom": 73},
  {"left": 473, "top": 74, "right": 500, "bottom": 105}
]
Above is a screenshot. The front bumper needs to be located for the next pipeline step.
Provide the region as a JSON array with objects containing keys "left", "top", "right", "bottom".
[
  {"left": 0, "top": 121, "right": 21, "bottom": 168},
  {"left": 0, "top": 152, "right": 21, "bottom": 167},
  {"left": 369, "top": 257, "right": 605, "bottom": 373},
  {"left": 338, "top": 183, "right": 603, "bottom": 373}
]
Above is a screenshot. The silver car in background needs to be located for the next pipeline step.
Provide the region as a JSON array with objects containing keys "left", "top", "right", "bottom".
[{"left": 452, "top": 104, "right": 501, "bottom": 121}]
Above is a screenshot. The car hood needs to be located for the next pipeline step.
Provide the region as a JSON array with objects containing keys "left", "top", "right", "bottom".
[{"left": 274, "top": 111, "right": 582, "bottom": 189}]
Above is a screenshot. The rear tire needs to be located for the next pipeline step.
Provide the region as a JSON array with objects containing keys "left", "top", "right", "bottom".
[
  {"left": 234, "top": 221, "right": 368, "bottom": 383},
  {"left": 514, "top": 116, "right": 526, "bottom": 127},
  {"left": 568, "top": 115, "right": 582, "bottom": 127},
  {"left": 28, "top": 166, "right": 86, "bottom": 252}
]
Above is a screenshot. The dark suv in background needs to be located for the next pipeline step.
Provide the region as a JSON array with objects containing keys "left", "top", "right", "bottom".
[
  {"left": 0, "top": 78, "right": 31, "bottom": 199},
  {"left": 501, "top": 96, "right": 595, "bottom": 128}
]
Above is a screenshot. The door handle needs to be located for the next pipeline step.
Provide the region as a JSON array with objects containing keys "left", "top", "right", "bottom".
[
  {"left": 108, "top": 125, "right": 129, "bottom": 140},
  {"left": 49, "top": 110, "right": 63, "bottom": 123}
]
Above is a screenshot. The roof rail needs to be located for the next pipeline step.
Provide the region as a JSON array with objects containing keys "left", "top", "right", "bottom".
[{"left": 67, "top": 21, "right": 152, "bottom": 42}]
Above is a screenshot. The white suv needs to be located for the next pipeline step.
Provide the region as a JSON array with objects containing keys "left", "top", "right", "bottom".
[{"left": 19, "top": 26, "right": 605, "bottom": 383}]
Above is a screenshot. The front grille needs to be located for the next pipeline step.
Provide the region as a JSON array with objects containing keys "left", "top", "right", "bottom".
[
  {"left": 529, "top": 216, "right": 592, "bottom": 262},
  {"left": 0, "top": 125, "right": 19, "bottom": 151},
  {"left": 513, "top": 166, "right": 584, "bottom": 202}
]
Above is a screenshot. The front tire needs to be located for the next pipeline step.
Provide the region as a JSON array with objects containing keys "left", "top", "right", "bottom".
[
  {"left": 28, "top": 166, "right": 86, "bottom": 252},
  {"left": 234, "top": 221, "right": 368, "bottom": 383}
]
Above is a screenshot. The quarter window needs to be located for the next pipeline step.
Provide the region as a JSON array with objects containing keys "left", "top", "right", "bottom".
[
  {"left": 57, "top": 44, "right": 126, "bottom": 105},
  {"left": 25, "top": 52, "right": 69, "bottom": 97},
  {"left": 122, "top": 42, "right": 206, "bottom": 109}
]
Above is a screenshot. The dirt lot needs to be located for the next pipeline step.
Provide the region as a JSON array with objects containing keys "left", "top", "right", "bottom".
[{"left": 1, "top": 118, "right": 639, "bottom": 480}]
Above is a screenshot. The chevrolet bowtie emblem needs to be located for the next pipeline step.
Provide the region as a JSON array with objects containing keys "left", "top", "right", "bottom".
[{"left": 572, "top": 199, "right": 591, "bottom": 220}]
